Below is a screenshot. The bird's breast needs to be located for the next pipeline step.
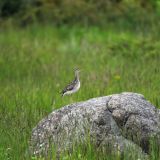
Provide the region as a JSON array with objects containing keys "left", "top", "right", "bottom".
[{"left": 76, "top": 81, "right": 80, "bottom": 90}]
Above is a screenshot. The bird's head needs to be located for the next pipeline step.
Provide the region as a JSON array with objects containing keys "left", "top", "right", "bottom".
[{"left": 74, "top": 68, "right": 80, "bottom": 73}]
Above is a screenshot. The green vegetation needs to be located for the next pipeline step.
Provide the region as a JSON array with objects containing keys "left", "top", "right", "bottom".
[
  {"left": 0, "top": 0, "right": 160, "bottom": 26},
  {"left": 0, "top": 23, "right": 160, "bottom": 159}
]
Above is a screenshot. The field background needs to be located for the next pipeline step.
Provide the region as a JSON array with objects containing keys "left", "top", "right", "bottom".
[{"left": 0, "top": 0, "right": 160, "bottom": 159}]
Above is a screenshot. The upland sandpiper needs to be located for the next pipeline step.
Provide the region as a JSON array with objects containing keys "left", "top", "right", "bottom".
[{"left": 61, "top": 69, "right": 80, "bottom": 96}]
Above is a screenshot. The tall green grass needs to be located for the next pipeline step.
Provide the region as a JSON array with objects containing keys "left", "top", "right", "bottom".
[{"left": 0, "top": 24, "right": 159, "bottom": 159}]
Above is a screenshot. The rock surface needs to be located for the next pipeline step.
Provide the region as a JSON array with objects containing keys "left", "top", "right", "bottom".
[{"left": 30, "top": 92, "right": 160, "bottom": 157}]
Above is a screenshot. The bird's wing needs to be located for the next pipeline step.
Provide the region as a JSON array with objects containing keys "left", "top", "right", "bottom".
[{"left": 61, "top": 80, "right": 76, "bottom": 94}]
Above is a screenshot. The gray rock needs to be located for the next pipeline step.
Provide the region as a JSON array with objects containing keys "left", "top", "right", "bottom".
[
  {"left": 30, "top": 92, "right": 160, "bottom": 158},
  {"left": 107, "top": 92, "right": 160, "bottom": 152}
]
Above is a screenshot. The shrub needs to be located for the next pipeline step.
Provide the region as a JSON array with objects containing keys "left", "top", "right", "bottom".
[{"left": 0, "top": 0, "right": 159, "bottom": 26}]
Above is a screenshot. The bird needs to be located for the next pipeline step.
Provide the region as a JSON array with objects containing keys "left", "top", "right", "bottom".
[{"left": 61, "top": 68, "right": 80, "bottom": 97}]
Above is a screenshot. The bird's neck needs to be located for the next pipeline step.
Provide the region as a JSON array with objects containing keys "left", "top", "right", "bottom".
[{"left": 75, "top": 72, "right": 80, "bottom": 81}]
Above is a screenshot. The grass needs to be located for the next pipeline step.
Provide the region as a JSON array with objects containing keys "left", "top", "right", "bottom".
[{"left": 0, "top": 23, "right": 160, "bottom": 159}]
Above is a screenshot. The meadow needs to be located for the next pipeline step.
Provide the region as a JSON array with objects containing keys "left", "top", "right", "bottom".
[{"left": 0, "top": 23, "right": 160, "bottom": 159}]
